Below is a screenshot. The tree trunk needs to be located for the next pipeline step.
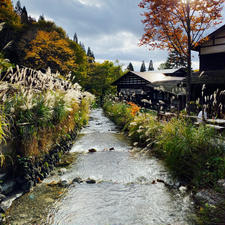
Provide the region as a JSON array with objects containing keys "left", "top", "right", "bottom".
[{"left": 186, "top": 0, "right": 192, "bottom": 115}]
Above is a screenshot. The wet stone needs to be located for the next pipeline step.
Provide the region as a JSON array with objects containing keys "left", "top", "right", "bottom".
[
  {"left": 58, "top": 180, "right": 70, "bottom": 188},
  {"left": 86, "top": 179, "right": 96, "bottom": 184},
  {"left": 88, "top": 148, "right": 97, "bottom": 153},
  {"left": 72, "top": 177, "right": 83, "bottom": 184}
]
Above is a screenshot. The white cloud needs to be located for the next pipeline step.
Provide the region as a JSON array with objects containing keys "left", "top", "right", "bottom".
[
  {"left": 75, "top": 0, "right": 103, "bottom": 8},
  {"left": 16, "top": 0, "right": 200, "bottom": 71}
]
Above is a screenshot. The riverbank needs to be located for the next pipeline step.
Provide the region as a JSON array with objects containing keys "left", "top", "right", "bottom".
[
  {"left": 4, "top": 108, "right": 195, "bottom": 225},
  {"left": 0, "top": 66, "right": 95, "bottom": 223},
  {"left": 103, "top": 99, "right": 225, "bottom": 225},
  {"left": 3, "top": 151, "right": 80, "bottom": 225}
]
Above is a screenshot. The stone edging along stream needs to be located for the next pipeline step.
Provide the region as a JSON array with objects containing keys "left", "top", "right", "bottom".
[{"left": 0, "top": 129, "right": 79, "bottom": 222}]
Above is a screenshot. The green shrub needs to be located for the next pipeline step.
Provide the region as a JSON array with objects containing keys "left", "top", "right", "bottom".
[
  {"left": 103, "top": 100, "right": 133, "bottom": 129},
  {"left": 157, "top": 118, "right": 225, "bottom": 187},
  {"left": 104, "top": 100, "right": 225, "bottom": 188}
]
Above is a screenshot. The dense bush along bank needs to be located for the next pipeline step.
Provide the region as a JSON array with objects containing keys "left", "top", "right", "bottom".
[
  {"left": 0, "top": 66, "right": 94, "bottom": 204},
  {"left": 103, "top": 99, "right": 225, "bottom": 188},
  {"left": 103, "top": 99, "right": 225, "bottom": 225}
]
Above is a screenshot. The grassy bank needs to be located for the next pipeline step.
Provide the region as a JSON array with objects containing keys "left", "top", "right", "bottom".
[
  {"left": 103, "top": 98, "right": 225, "bottom": 225},
  {"left": 0, "top": 66, "right": 95, "bottom": 169}
]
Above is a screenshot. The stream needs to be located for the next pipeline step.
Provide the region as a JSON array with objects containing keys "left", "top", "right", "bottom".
[
  {"left": 6, "top": 109, "right": 195, "bottom": 225},
  {"left": 46, "top": 109, "right": 194, "bottom": 225}
]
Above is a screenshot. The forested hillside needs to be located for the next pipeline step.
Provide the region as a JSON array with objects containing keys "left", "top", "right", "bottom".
[{"left": 0, "top": 0, "right": 123, "bottom": 99}]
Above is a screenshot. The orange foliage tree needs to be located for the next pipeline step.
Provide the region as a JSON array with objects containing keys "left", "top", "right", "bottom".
[
  {"left": 139, "top": 0, "right": 225, "bottom": 112},
  {"left": 25, "top": 30, "right": 76, "bottom": 74}
]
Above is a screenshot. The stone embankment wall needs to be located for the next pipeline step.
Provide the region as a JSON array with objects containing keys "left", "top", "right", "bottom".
[{"left": 0, "top": 129, "right": 78, "bottom": 223}]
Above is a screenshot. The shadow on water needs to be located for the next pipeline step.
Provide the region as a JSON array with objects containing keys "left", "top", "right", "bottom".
[{"left": 46, "top": 109, "right": 195, "bottom": 225}]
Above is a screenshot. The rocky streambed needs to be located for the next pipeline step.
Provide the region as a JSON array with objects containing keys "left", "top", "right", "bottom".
[{"left": 3, "top": 109, "right": 197, "bottom": 225}]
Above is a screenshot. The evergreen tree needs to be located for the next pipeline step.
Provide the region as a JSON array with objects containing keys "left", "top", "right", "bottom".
[
  {"left": 15, "top": 0, "right": 22, "bottom": 16},
  {"left": 158, "top": 51, "right": 187, "bottom": 70},
  {"left": 73, "top": 32, "right": 78, "bottom": 43},
  {"left": 79, "top": 41, "right": 85, "bottom": 52},
  {"left": 87, "top": 47, "right": 91, "bottom": 57},
  {"left": 38, "top": 14, "right": 45, "bottom": 22},
  {"left": 148, "top": 59, "right": 154, "bottom": 71},
  {"left": 87, "top": 46, "right": 95, "bottom": 63},
  {"left": 166, "top": 51, "right": 187, "bottom": 69},
  {"left": 21, "top": 6, "right": 28, "bottom": 24},
  {"left": 140, "top": 60, "right": 146, "bottom": 72},
  {"left": 127, "top": 62, "right": 134, "bottom": 71},
  {"left": 90, "top": 51, "right": 95, "bottom": 62}
]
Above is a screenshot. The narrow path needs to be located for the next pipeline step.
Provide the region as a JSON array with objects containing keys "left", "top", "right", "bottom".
[{"left": 46, "top": 109, "right": 194, "bottom": 225}]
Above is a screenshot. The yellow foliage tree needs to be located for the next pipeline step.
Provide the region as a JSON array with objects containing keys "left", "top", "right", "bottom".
[
  {"left": 25, "top": 30, "right": 77, "bottom": 74},
  {"left": 0, "top": 0, "right": 20, "bottom": 26}
]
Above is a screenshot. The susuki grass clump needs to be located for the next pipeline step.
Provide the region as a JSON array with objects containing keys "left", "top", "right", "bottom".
[
  {"left": 0, "top": 66, "right": 95, "bottom": 161},
  {"left": 128, "top": 113, "right": 162, "bottom": 148},
  {"left": 103, "top": 99, "right": 225, "bottom": 188},
  {"left": 157, "top": 118, "right": 225, "bottom": 187}
]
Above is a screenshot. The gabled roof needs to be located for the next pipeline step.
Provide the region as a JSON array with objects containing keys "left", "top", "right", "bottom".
[
  {"left": 112, "top": 69, "right": 186, "bottom": 95},
  {"left": 192, "top": 24, "right": 225, "bottom": 51},
  {"left": 132, "top": 71, "right": 185, "bottom": 84},
  {"left": 206, "top": 24, "right": 225, "bottom": 39}
]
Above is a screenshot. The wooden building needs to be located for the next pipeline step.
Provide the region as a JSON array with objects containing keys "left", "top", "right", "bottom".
[
  {"left": 112, "top": 69, "right": 186, "bottom": 110},
  {"left": 193, "top": 24, "right": 225, "bottom": 72},
  {"left": 191, "top": 25, "right": 225, "bottom": 116},
  {"left": 192, "top": 24, "right": 225, "bottom": 102}
]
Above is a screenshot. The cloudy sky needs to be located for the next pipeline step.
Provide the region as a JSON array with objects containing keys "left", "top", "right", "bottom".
[{"left": 13, "top": 0, "right": 223, "bottom": 71}]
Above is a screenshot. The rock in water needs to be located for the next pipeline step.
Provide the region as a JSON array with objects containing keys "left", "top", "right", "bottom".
[
  {"left": 72, "top": 177, "right": 83, "bottom": 184},
  {"left": 86, "top": 179, "right": 96, "bottom": 184},
  {"left": 59, "top": 180, "right": 70, "bottom": 188},
  {"left": 88, "top": 148, "right": 97, "bottom": 153},
  {"left": 109, "top": 147, "right": 115, "bottom": 151}
]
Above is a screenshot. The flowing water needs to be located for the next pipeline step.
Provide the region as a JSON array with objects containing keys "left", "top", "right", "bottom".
[{"left": 45, "top": 109, "right": 195, "bottom": 225}]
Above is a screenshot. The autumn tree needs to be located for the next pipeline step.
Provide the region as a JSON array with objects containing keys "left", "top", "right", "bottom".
[
  {"left": 127, "top": 62, "right": 134, "bottom": 71},
  {"left": 0, "top": 0, "right": 21, "bottom": 54},
  {"left": 140, "top": 60, "right": 146, "bottom": 72},
  {"left": 139, "top": 0, "right": 225, "bottom": 112},
  {"left": 25, "top": 30, "right": 76, "bottom": 74},
  {"left": 0, "top": 0, "right": 20, "bottom": 26},
  {"left": 148, "top": 60, "right": 154, "bottom": 71}
]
